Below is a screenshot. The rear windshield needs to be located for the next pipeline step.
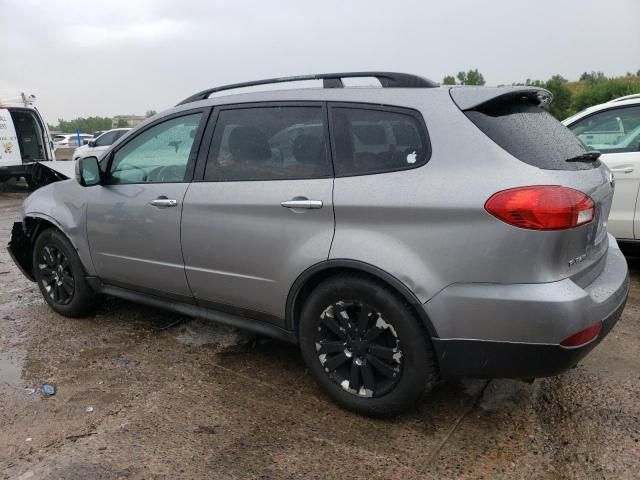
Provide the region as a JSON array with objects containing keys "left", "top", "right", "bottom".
[{"left": 465, "top": 100, "right": 598, "bottom": 170}]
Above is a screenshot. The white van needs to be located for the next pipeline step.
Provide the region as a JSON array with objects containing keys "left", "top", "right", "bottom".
[{"left": 0, "top": 94, "right": 56, "bottom": 185}]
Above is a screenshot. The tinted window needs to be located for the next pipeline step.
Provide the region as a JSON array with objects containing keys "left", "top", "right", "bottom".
[
  {"left": 330, "top": 107, "right": 428, "bottom": 177},
  {"left": 568, "top": 106, "right": 640, "bottom": 154},
  {"left": 109, "top": 113, "right": 202, "bottom": 184},
  {"left": 95, "top": 130, "right": 119, "bottom": 146},
  {"left": 205, "top": 106, "right": 330, "bottom": 181},
  {"left": 465, "top": 100, "right": 596, "bottom": 170}
]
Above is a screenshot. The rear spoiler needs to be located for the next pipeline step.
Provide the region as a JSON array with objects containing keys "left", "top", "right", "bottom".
[{"left": 449, "top": 86, "right": 552, "bottom": 111}]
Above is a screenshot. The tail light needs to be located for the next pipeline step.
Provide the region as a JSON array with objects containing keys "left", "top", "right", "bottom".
[
  {"left": 560, "top": 322, "right": 601, "bottom": 348},
  {"left": 485, "top": 186, "right": 595, "bottom": 230}
]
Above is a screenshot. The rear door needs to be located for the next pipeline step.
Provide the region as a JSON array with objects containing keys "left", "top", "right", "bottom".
[
  {"left": 181, "top": 103, "right": 334, "bottom": 324},
  {"left": 567, "top": 105, "right": 640, "bottom": 239},
  {"left": 87, "top": 109, "right": 208, "bottom": 298}
]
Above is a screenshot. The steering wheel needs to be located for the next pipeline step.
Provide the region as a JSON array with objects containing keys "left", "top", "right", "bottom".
[
  {"left": 146, "top": 165, "right": 186, "bottom": 182},
  {"left": 112, "top": 163, "right": 147, "bottom": 182}
]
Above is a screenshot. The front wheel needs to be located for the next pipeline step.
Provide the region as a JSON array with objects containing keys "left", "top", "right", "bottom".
[
  {"left": 33, "top": 228, "right": 100, "bottom": 317},
  {"left": 299, "top": 274, "right": 437, "bottom": 417}
]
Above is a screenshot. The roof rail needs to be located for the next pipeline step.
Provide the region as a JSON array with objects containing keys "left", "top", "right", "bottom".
[
  {"left": 607, "top": 93, "right": 640, "bottom": 103},
  {"left": 176, "top": 72, "right": 438, "bottom": 106}
]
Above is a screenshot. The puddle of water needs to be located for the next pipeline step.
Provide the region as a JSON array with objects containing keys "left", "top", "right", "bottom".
[
  {"left": 0, "top": 350, "right": 24, "bottom": 386},
  {"left": 170, "top": 319, "right": 254, "bottom": 347}
]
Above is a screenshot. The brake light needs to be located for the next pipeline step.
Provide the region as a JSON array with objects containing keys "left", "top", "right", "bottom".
[
  {"left": 560, "top": 322, "right": 601, "bottom": 348},
  {"left": 485, "top": 186, "right": 595, "bottom": 230}
]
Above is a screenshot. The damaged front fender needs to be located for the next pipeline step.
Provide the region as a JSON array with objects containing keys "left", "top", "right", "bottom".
[{"left": 29, "top": 161, "right": 75, "bottom": 190}]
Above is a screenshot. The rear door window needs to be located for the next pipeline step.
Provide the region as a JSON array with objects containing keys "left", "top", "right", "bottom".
[
  {"left": 329, "top": 105, "right": 430, "bottom": 177},
  {"left": 465, "top": 99, "right": 596, "bottom": 170},
  {"left": 568, "top": 106, "right": 640, "bottom": 154},
  {"left": 204, "top": 105, "right": 331, "bottom": 181}
]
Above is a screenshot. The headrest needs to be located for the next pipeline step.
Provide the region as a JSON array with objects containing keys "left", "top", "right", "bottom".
[{"left": 228, "top": 126, "right": 271, "bottom": 162}]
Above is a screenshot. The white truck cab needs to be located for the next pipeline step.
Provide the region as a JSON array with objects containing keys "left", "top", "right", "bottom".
[{"left": 0, "top": 93, "right": 56, "bottom": 185}]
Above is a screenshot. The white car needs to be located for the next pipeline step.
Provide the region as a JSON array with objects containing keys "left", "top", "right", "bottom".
[
  {"left": 563, "top": 95, "right": 640, "bottom": 241},
  {"left": 72, "top": 128, "right": 131, "bottom": 160},
  {"left": 0, "top": 94, "right": 56, "bottom": 183},
  {"left": 53, "top": 133, "right": 94, "bottom": 149}
]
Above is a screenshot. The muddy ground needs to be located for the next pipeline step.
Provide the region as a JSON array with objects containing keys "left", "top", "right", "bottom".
[{"left": 1, "top": 184, "right": 639, "bottom": 479}]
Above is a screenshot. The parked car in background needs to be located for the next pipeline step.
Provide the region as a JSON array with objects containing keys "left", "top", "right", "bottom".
[
  {"left": 72, "top": 128, "right": 131, "bottom": 160},
  {"left": 564, "top": 95, "right": 640, "bottom": 241},
  {"left": 0, "top": 94, "right": 56, "bottom": 184},
  {"left": 9, "top": 73, "right": 629, "bottom": 416},
  {"left": 53, "top": 133, "right": 93, "bottom": 149}
]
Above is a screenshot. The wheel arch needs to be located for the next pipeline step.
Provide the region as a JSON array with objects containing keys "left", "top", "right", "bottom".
[
  {"left": 12, "top": 215, "right": 81, "bottom": 280},
  {"left": 285, "top": 259, "right": 438, "bottom": 338}
]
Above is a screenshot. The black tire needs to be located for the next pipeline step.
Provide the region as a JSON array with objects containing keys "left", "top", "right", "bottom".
[
  {"left": 299, "top": 274, "right": 437, "bottom": 417},
  {"left": 33, "top": 228, "right": 100, "bottom": 317}
]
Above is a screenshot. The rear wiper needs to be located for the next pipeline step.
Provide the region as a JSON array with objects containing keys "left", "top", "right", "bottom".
[{"left": 565, "top": 151, "right": 601, "bottom": 163}]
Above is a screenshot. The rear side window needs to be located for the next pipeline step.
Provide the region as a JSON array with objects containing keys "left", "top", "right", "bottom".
[
  {"left": 330, "top": 106, "right": 429, "bottom": 177},
  {"left": 465, "top": 100, "right": 596, "bottom": 170},
  {"left": 568, "top": 105, "right": 640, "bottom": 154},
  {"left": 205, "top": 106, "right": 331, "bottom": 181}
]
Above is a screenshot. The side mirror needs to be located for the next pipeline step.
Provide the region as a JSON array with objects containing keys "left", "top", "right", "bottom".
[
  {"left": 88, "top": 140, "right": 96, "bottom": 147},
  {"left": 76, "top": 156, "right": 101, "bottom": 187}
]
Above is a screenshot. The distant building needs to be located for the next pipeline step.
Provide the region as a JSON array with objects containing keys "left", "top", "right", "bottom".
[{"left": 112, "top": 115, "right": 146, "bottom": 128}]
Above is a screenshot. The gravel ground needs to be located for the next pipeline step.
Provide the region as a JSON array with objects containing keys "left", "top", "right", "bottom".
[{"left": 1, "top": 185, "right": 639, "bottom": 479}]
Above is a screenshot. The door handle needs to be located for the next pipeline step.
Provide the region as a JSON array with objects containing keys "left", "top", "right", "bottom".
[
  {"left": 150, "top": 196, "right": 178, "bottom": 208},
  {"left": 280, "top": 199, "right": 323, "bottom": 209},
  {"left": 610, "top": 167, "right": 634, "bottom": 174}
]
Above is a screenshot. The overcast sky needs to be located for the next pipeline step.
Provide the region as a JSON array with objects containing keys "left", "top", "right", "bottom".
[{"left": 1, "top": 0, "right": 639, "bottom": 122}]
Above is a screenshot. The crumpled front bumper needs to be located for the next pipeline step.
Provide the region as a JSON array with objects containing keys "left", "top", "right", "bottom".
[{"left": 7, "top": 222, "right": 35, "bottom": 281}]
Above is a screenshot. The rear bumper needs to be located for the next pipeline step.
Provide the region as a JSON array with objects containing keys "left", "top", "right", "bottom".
[{"left": 426, "top": 236, "right": 629, "bottom": 378}]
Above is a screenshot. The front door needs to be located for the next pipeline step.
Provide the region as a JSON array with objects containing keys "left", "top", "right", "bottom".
[
  {"left": 181, "top": 104, "right": 334, "bottom": 324},
  {"left": 87, "top": 111, "right": 207, "bottom": 298}
]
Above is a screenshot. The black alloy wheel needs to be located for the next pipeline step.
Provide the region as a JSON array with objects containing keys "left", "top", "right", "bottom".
[
  {"left": 299, "top": 274, "right": 437, "bottom": 417},
  {"left": 37, "top": 244, "right": 75, "bottom": 305},
  {"left": 33, "top": 228, "right": 101, "bottom": 317},
  {"left": 315, "top": 301, "right": 403, "bottom": 398}
]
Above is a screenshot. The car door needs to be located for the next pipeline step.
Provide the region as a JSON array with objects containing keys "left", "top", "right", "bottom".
[
  {"left": 568, "top": 105, "right": 640, "bottom": 239},
  {"left": 181, "top": 103, "right": 334, "bottom": 325},
  {"left": 87, "top": 109, "right": 208, "bottom": 298}
]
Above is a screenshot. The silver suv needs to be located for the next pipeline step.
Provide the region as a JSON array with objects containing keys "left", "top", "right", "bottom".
[{"left": 8, "top": 72, "right": 629, "bottom": 416}]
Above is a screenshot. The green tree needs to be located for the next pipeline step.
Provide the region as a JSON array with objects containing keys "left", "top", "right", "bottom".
[
  {"left": 442, "top": 75, "right": 456, "bottom": 85},
  {"left": 116, "top": 119, "right": 129, "bottom": 128},
  {"left": 146, "top": 110, "right": 157, "bottom": 118},
  {"left": 572, "top": 77, "right": 640, "bottom": 112},
  {"left": 544, "top": 78, "right": 573, "bottom": 119},
  {"left": 456, "top": 69, "right": 485, "bottom": 86},
  {"left": 549, "top": 74, "right": 567, "bottom": 83},
  {"left": 50, "top": 116, "right": 112, "bottom": 134},
  {"left": 579, "top": 71, "right": 607, "bottom": 83}
]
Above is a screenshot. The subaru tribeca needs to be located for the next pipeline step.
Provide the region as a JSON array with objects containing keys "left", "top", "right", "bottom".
[{"left": 8, "top": 72, "right": 629, "bottom": 417}]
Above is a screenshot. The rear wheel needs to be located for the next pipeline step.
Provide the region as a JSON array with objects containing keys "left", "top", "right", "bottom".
[
  {"left": 33, "top": 228, "right": 100, "bottom": 317},
  {"left": 299, "top": 274, "right": 437, "bottom": 417}
]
